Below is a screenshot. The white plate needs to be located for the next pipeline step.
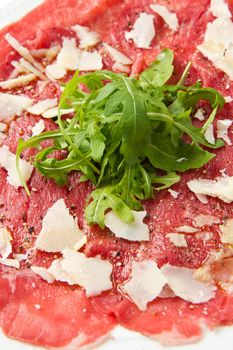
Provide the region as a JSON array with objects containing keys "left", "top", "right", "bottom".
[{"left": 0, "top": 1, "right": 233, "bottom": 349}]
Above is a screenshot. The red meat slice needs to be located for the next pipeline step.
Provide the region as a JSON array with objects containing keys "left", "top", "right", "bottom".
[
  {"left": 1, "top": 0, "right": 233, "bottom": 348},
  {"left": 0, "top": 266, "right": 116, "bottom": 348}
]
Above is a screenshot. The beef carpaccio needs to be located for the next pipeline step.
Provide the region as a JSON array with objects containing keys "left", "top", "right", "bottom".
[{"left": 1, "top": 0, "right": 233, "bottom": 348}]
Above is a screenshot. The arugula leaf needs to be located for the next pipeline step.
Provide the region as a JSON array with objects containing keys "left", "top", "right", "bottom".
[
  {"left": 85, "top": 187, "right": 134, "bottom": 228},
  {"left": 16, "top": 48, "right": 225, "bottom": 228},
  {"left": 140, "top": 49, "right": 174, "bottom": 86},
  {"left": 152, "top": 172, "right": 180, "bottom": 190}
]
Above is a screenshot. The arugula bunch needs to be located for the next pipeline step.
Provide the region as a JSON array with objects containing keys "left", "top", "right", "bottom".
[{"left": 16, "top": 49, "right": 225, "bottom": 228}]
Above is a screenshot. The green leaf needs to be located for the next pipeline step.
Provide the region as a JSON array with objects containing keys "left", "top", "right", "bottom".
[
  {"left": 140, "top": 49, "right": 174, "bottom": 86},
  {"left": 88, "top": 123, "right": 106, "bottom": 162},
  {"left": 145, "top": 134, "right": 215, "bottom": 172},
  {"left": 152, "top": 172, "right": 180, "bottom": 190},
  {"left": 16, "top": 48, "right": 225, "bottom": 228},
  {"left": 85, "top": 187, "right": 134, "bottom": 228}
]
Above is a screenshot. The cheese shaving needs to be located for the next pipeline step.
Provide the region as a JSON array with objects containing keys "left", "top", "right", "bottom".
[
  {"left": 0, "top": 258, "right": 20, "bottom": 269},
  {"left": 198, "top": 18, "right": 233, "bottom": 80},
  {"left": 175, "top": 225, "right": 198, "bottom": 233},
  {"left": 42, "top": 107, "right": 74, "bottom": 119},
  {"left": 5, "top": 33, "right": 43, "bottom": 71},
  {"left": 0, "top": 73, "right": 36, "bottom": 90},
  {"left": 0, "top": 227, "right": 12, "bottom": 260},
  {"left": 166, "top": 233, "right": 187, "bottom": 247},
  {"left": 61, "top": 248, "right": 113, "bottom": 296},
  {"left": 104, "top": 210, "right": 149, "bottom": 241},
  {"left": 195, "top": 214, "right": 220, "bottom": 227},
  {"left": 187, "top": 176, "right": 233, "bottom": 203},
  {"left": 0, "top": 92, "right": 33, "bottom": 122},
  {"left": 210, "top": 0, "right": 231, "bottom": 19},
  {"left": 31, "top": 266, "right": 55, "bottom": 283},
  {"left": 204, "top": 124, "right": 215, "bottom": 145},
  {"left": 0, "top": 145, "right": 33, "bottom": 188},
  {"left": 121, "top": 260, "right": 167, "bottom": 311},
  {"left": 72, "top": 24, "right": 100, "bottom": 49},
  {"left": 112, "top": 62, "right": 131, "bottom": 74},
  {"left": 195, "top": 193, "right": 208, "bottom": 204},
  {"left": 31, "top": 120, "right": 45, "bottom": 137},
  {"left": 20, "top": 58, "right": 48, "bottom": 81},
  {"left": 194, "top": 108, "right": 205, "bottom": 121},
  {"left": 161, "top": 264, "right": 216, "bottom": 303},
  {"left": 78, "top": 50, "right": 103, "bottom": 71},
  {"left": 168, "top": 189, "right": 179, "bottom": 198},
  {"left": 150, "top": 4, "right": 179, "bottom": 31},
  {"left": 45, "top": 64, "right": 66, "bottom": 80},
  {"left": 46, "top": 38, "right": 81, "bottom": 79},
  {"left": 125, "top": 13, "right": 155, "bottom": 49},
  {"left": 35, "top": 199, "right": 86, "bottom": 253},
  {"left": 103, "top": 43, "right": 132, "bottom": 65},
  {"left": 220, "top": 218, "right": 233, "bottom": 244},
  {"left": 11, "top": 60, "right": 29, "bottom": 74},
  {"left": 27, "top": 98, "right": 58, "bottom": 116},
  {"left": 48, "top": 259, "right": 75, "bottom": 284},
  {"left": 217, "top": 119, "right": 232, "bottom": 145},
  {"left": 30, "top": 45, "right": 61, "bottom": 60}
]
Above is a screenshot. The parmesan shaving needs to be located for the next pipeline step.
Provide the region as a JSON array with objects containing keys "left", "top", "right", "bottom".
[
  {"left": 0, "top": 145, "right": 33, "bottom": 188},
  {"left": 45, "top": 64, "right": 66, "bottom": 80},
  {"left": 61, "top": 248, "right": 113, "bottom": 296},
  {"left": 13, "top": 253, "right": 28, "bottom": 262},
  {"left": 48, "top": 259, "right": 74, "bottom": 285},
  {"left": 168, "top": 189, "right": 179, "bottom": 198},
  {"left": 198, "top": 18, "right": 233, "bottom": 80},
  {"left": 104, "top": 210, "right": 149, "bottom": 241},
  {"left": 103, "top": 43, "right": 132, "bottom": 65},
  {"left": 5, "top": 33, "right": 43, "bottom": 71},
  {"left": 45, "top": 38, "right": 81, "bottom": 79},
  {"left": 220, "top": 218, "right": 233, "bottom": 244},
  {"left": 72, "top": 24, "right": 100, "bottom": 49},
  {"left": 20, "top": 58, "right": 48, "bottom": 81},
  {"left": 31, "top": 120, "right": 45, "bottom": 137},
  {"left": 125, "top": 13, "right": 155, "bottom": 49},
  {"left": 166, "top": 233, "right": 187, "bottom": 247},
  {"left": 0, "top": 73, "right": 36, "bottom": 90},
  {"left": 0, "top": 227, "right": 12, "bottom": 260},
  {"left": 0, "top": 93, "right": 33, "bottom": 122},
  {"left": 175, "top": 225, "right": 198, "bottom": 233},
  {"left": 216, "top": 119, "right": 232, "bottom": 145},
  {"left": 195, "top": 193, "right": 208, "bottom": 204},
  {"left": 112, "top": 62, "right": 131, "bottom": 74},
  {"left": 210, "top": 0, "right": 231, "bottom": 19},
  {"left": 78, "top": 50, "right": 103, "bottom": 71},
  {"left": 27, "top": 98, "right": 58, "bottom": 115},
  {"left": 30, "top": 45, "right": 61, "bottom": 60},
  {"left": 194, "top": 108, "right": 205, "bottom": 121},
  {"left": 35, "top": 199, "right": 86, "bottom": 253},
  {"left": 204, "top": 124, "right": 215, "bottom": 145},
  {"left": 11, "top": 60, "right": 29, "bottom": 74},
  {"left": 42, "top": 107, "right": 74, "bottom": 119},
  {"left": 0, "top": 258, "right": 19, "bottom": 269},
  {"left": 187, "top": 176, "right": 233, "bottom": 203},
  {"left": 31, "top": 266, "right": 55, "bottom": 283},
  {"left": 57, "top": 38, "right": 81, "bottom": 70},
  {"left": 121, "top": 260, "right": 167, "bottom": 311},
  {"left": 195, "top": 214, "right": 220, "bottom": 227},
  {"left": 150, "top": 4, "right": 179, "bottom": 31},
  {"left": 161, "top": 264, "right": 216, "bottom": 303}
]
